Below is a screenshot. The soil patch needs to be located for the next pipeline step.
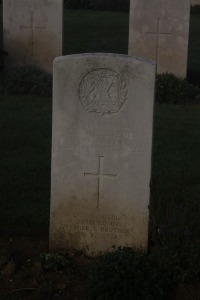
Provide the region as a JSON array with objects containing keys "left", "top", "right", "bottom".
[{"left": 0, "top": 236, "right": 90, "bottom": 299}]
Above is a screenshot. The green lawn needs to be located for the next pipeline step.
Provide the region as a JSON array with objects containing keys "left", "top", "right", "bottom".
[
  {"left": 0, "top": 3, "right": 2, "bottom": 48},
  {"left": 0, "top": 95, "right": 52, "bottom": 235},
  {"left": 187, "top": 10, "right": 200, "bottom": 83},
  {"left": 151, "top": 104, "right": 200, "bottom": 233},
  {"left": 63, "top": 9, "right": 129, "bottom": 55}
]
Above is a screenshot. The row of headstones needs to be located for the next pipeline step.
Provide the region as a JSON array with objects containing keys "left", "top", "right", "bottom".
[
  {"left": 2, "top": 0, "right": 197, "bottom": 256},
  {"left": 3, "top": 0, "right": 198, "bottom": 76}
]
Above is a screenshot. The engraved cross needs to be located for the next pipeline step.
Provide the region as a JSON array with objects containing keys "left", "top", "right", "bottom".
[
  {"left": 84, "top": 156, "right": 117, "bottom": 209},
  {"left": 20, "top": 12, "right": 46, "bottom": 56},
  {"left": 145, "top": 18, "right": 172, "bottom": 71}
]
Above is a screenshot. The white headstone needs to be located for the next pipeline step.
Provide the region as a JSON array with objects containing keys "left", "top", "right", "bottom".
[
  {"left": 3, "top": 0, "right": 63, "bottom": 72},
  {"left": 50, "top": 53, "right": 155, "bottom": 256},
  {"left": 128, "top": 0, "right": 191, "bottom": 77}
]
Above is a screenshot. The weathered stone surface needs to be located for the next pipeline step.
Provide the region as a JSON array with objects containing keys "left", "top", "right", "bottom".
[
  {"left": 50, "top": 53, "right": 155, "bottom": 256},
  {"left": 3, "top": 0, "right": 63, "bottom": 72},
  {"left": 191, "top": 0, "right": 200, "bottom": 5},
  {"left": 128, "top": 0, "right": 190, "bottom": 77}
]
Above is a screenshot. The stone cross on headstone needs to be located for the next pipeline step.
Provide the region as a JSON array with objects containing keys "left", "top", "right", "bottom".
[
  {"left": 128, "top": 0, "right": 190, "bottom": 77},
  {"left": 3, "top": 0, "right": 63, "bottom": 72},
  {"left": 20, "top": 12, "right": 46, "bottom": 56},
  {"left": 145, "top": 18, "right": 172, "bottom": 72},
  {"left": 84, "top": 156, "right": 117, "bottom": 209}
]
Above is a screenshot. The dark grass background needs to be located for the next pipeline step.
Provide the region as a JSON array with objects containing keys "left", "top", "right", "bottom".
[
  {"left": 187, "top": 8, "right": 200, "bottom": 84},
  {"left": 0, "top": 95, "right": 52, "bottom": 236},
  {"left": 63, "top": 10, "right": 129, "bottom": 55}
]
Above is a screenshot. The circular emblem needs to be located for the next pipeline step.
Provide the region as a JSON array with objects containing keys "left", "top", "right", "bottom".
[{"left": 79, "top": 68, "right": 127, "bottom": 116}]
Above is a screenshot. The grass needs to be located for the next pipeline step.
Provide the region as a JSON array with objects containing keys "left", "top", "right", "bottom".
[
  {"left": 0, "top": 95, "right": 52, "bottom": 235},
  {"left": 187, "top": 7, "right": 200, "bottom": 84},
  {"left": 151, "top": 104, "right": 200, "bottom": 244},
  {"left": 0, "top": 3, "right": 2, "bottom": 48},
  {"left": 63, "top": 9, "right": 129, "bottom": 55}
]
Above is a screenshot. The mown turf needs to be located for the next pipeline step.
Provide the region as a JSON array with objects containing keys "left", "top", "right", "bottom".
[
  {"left": 0, "top": 95, "right": 52, "bottom": 235},
  {"left": 187, "top": 9, "right": 200, "bottom": 84},
  {"left": 0, "top": 3, "right": 2, "bottom": 48},
  {"left": 151, "top": 104, "right": 200, "bottom": 234},
  {"left": 63, "top": 9, "right": 129, "bottom": 55}
]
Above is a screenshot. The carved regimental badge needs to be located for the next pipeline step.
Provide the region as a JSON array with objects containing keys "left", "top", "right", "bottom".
[{"left": 79, "top": 68, "right": 127, "bottom": 116}]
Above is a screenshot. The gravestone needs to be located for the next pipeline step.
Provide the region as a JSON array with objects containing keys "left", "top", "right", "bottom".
[
  {"left": 3, "top": 0, "right": 63, "bottom": 72},
  {"left": 50, "top": 53, "right": 155, "bottom": 256},
  {"left": 191, "top": 0, "right": 200, "bottom": 4},
  {"left": 128, "top": 0, "right": 190, "bottom": 77}
]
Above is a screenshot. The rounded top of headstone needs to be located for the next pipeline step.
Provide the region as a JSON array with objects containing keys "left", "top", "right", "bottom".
[{"left": 54, "top": 53, "right": 156, "bottom": 66}]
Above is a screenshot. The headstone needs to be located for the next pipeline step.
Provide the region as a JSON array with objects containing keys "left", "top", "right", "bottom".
[
  {"left": 128, "top": 0, "right": 190, "bottom": 77},
  {"left": 50, "top": 53, "right": 155, "bottom": 256},
  {"left": 3, "top": 0, "right": 63, "bottom": 72},
  {"left": 191, "top": 0, "right": 200, "bottom": 5}
]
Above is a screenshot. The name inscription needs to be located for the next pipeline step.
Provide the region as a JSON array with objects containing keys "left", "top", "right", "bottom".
[
  {"left": 64, "top": 121, "right": 134, "bottom": 153},
  {"left": 63, "top": 212, "right": 143, "bottom": 241}
]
